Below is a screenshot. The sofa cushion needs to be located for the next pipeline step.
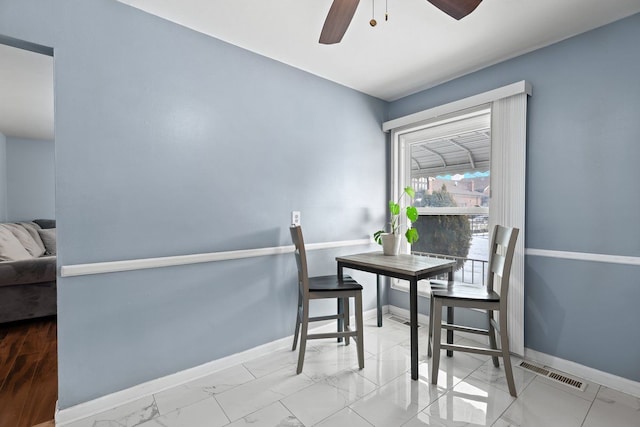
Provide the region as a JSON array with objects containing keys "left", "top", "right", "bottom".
[
  {"left": 0, "top": 226, "right": 33, "bottom": 261},
  {"left": 1, "top": 223, "right": 46, "bottom": 257},
  {"left": 38, "top": 228, "right": 56, "bottom": 255},
  {"left": 19, "top": 222, "right": 47, "bottom": 253}
]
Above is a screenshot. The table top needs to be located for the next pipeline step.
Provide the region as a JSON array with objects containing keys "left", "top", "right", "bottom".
[{"left": 336, "top": 251, "right": 456, "bottom": 278}]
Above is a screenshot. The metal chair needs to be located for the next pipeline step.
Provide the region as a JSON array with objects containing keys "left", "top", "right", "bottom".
[
  {"left": 429, "top": 225, "right": 520, "bottom": 396},
  {"left": 290, "top": 225, "right": 364, "bottom": 374}
]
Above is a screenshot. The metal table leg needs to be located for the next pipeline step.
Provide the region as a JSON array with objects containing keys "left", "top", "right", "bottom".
[
  {"left": 447, "top": 268, "right": 454, "bottom": 357},
  {"left": 377, "top": 274, "right": 382, "bottom": 327},
  {"left": 410, "top": 277, "right": 419, "bottom": 380},
  {"left": 337, "top": 262, "right": 344, "bottom": 342}
]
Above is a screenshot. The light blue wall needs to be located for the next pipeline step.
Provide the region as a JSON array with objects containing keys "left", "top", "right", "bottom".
[
  {"left": 0, "top": 132, "right": 6, "bottom": 221},
  {"left": 5, "top": 137, "right": 55, "bottom": 221},
  {"left": 0, "top": 0, "right": 387, "bottom": 407},
  {"left": 389, "top": 13, "right": 640, "bottom": 382},
  {"left": 4, "top": 0, "right": 637, "bottom": 409}
]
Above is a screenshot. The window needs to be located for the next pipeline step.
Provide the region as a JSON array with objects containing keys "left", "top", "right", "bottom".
[{"left": 384, "top": 82, "right": 529, "bottom": 354}]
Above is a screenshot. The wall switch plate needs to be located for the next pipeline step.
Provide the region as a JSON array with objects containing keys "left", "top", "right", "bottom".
[{"left": 291, "top": 211, "right": 301, "bottom": 226}]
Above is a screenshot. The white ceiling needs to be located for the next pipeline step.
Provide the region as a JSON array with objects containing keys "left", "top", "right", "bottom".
[
  {"left": 0, "top": 43, "right": 53, "bottom": 141},
  {"left": 2, "top": 0, "right": 640, "bottom": 141},
  {"left": 118, "top": 0, "right": 640, "bottom": 101}
]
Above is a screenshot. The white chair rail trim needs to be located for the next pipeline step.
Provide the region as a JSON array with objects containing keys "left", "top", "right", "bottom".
[
  {"left": 60, "top": 238, "right": 374, "bottom": 278},
  {"left": 389, "top": 247, "right": 640, "bottom": 297},
  {"left": 525, "top": 248, "right": 640, "bottom": 266}
]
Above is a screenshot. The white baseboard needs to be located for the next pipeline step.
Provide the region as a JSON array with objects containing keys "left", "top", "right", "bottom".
[
  {"left": 56, "top": 303, "right": 637, "bottom": 426},
  {"left": 55, "top": 306, "right": 383, "bottom": 426},
  {"left": 387, "top": 306, "right": 640, "bottom": 399},
  {"left": 524, "top": 347, "right": 640, "bottom": 398},
  {"left": 55, "top": 337, "right": 293, "bottom": 425}
]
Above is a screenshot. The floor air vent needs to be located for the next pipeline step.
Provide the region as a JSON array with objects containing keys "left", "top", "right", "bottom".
[
  {"left": 519, "top": 361, "right": 550, "bottom": 376},
  {"left": 518, "top": 361, "right": 586, "bottom": 391},
  {"left": 388, "top": 315, "right": 419, "bottom": 327}
]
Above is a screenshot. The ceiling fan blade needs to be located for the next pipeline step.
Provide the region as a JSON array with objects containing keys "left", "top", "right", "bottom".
[
  {"left": 319, "top": 0, "right": 360, "bottom": 45},
  {"left": 428, "top": 0, "right": 482, "bottom": 20}
]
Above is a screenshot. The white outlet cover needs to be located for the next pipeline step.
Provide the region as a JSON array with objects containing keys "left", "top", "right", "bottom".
[{"left": 291, "top": 211, "right": 301, "bottom": 226}]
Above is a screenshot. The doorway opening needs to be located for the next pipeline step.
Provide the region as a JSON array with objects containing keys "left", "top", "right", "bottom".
[{"left": 0, "top": 36, "right": 57, "bottom": 427}]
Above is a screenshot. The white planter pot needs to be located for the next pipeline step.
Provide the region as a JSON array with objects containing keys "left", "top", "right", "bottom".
[{"left": 380, "top": 233, "right": 401, "bottom": 256}]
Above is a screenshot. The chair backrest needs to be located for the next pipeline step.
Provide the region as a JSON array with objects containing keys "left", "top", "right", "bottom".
[
  {"left": 486, "top": 225, "right": 519, "bottom": 303},
  {"left": 290, "top": 225, "right": 309, "bottom": 297}
]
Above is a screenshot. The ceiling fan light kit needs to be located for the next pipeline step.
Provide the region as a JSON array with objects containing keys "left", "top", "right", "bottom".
[{"left": 319, "top": 0, "right": 482, "bottom": 44}]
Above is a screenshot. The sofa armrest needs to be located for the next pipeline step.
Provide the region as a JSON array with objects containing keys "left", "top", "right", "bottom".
[{"left": 0, "top": 256, "right": 57, "bottom": 287}]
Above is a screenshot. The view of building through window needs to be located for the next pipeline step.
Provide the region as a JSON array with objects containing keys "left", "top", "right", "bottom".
[
  {"left": 413, "top": 174, "right": 490, "bottom": 209},
  {"left": 404, "top": 111, "right": 491, "bottom": 285}
]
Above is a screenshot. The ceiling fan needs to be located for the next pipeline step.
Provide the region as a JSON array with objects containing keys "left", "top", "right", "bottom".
[{"left": 319, "top": 0, "right": 483, "bottom": 44}]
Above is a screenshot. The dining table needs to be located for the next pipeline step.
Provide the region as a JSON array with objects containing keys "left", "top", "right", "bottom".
[{"left": 336, "top": 251, "right": 456, "bottom": 380}]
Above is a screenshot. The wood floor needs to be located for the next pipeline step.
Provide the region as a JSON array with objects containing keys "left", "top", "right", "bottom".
[{"left": 0, "top": 317, "right": 57, "bottom": 427}]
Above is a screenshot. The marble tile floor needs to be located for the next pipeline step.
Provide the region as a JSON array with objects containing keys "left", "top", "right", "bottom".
[{"left": 65, "top": 315, "right": 639, "bottom": 427}]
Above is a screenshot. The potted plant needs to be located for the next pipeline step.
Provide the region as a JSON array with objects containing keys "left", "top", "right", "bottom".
[{"left": 374, "top": 186, "right": 420, "bottom": 255}]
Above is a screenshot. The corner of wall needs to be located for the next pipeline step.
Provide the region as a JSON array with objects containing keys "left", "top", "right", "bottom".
[{"left": 0, "top": 132, "right": 7, "bottom": 221}]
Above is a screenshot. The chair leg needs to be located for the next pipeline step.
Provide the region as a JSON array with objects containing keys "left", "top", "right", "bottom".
[
  {"left": 431, "top": 298, "right": 443, "bottom": 385},
  {"left": 296, "top": 303, "right": 309, "bottom": 375},
  {"left": 355, "top": 292, "right": 364, "bottom": 370},
  {"left": 428, "top": 295, "right": 434, "bottom": 358},
  {"left": 337, "top": 298, "right": 344, "bottom": 343},
  {"left": 292, "top": 312, "right": 301, "bottom": 351},
  {"left": 344, "top": 297, "right": 350, "bottom": 346},
  {"left": 446, "top": 306, "right": 454, "bottom": 357},
  {"left": 487, "top": 310, "right": 499, "bottom": 367},
  {"left": 292, "top": 294, "right": 302, "bottom": 351},
  {"left": 499, "top": 310, "right": 517, "bottom": 397}
]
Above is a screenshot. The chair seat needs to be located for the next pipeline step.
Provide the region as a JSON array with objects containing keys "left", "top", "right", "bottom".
[
  {"left": 431, "top": 286, "right": 500, "bottom": 302},
  {"left": 308, "top": 274, "right": 363, "bottom": 292}
]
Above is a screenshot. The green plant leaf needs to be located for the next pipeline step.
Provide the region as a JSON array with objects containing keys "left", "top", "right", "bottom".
[
  {"left": 404, "top": 186, "right": 415, "bottom": 198},
  {"left": 406, "top": 206, "right": 418, "bottom": 222},
  {"left": 405, "top": 227, "right": 419, "bottom": 244},
  {"left": 389, "top": 202, "right": 400, "bottom": 216},
  {"left": 373, "top": 230, "right": 384, "bottom": 245}
]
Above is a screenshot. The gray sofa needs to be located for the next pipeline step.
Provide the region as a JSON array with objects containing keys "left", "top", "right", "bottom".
[{"left": 0, "top": 219, "right": 56, "bottom": 323}]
